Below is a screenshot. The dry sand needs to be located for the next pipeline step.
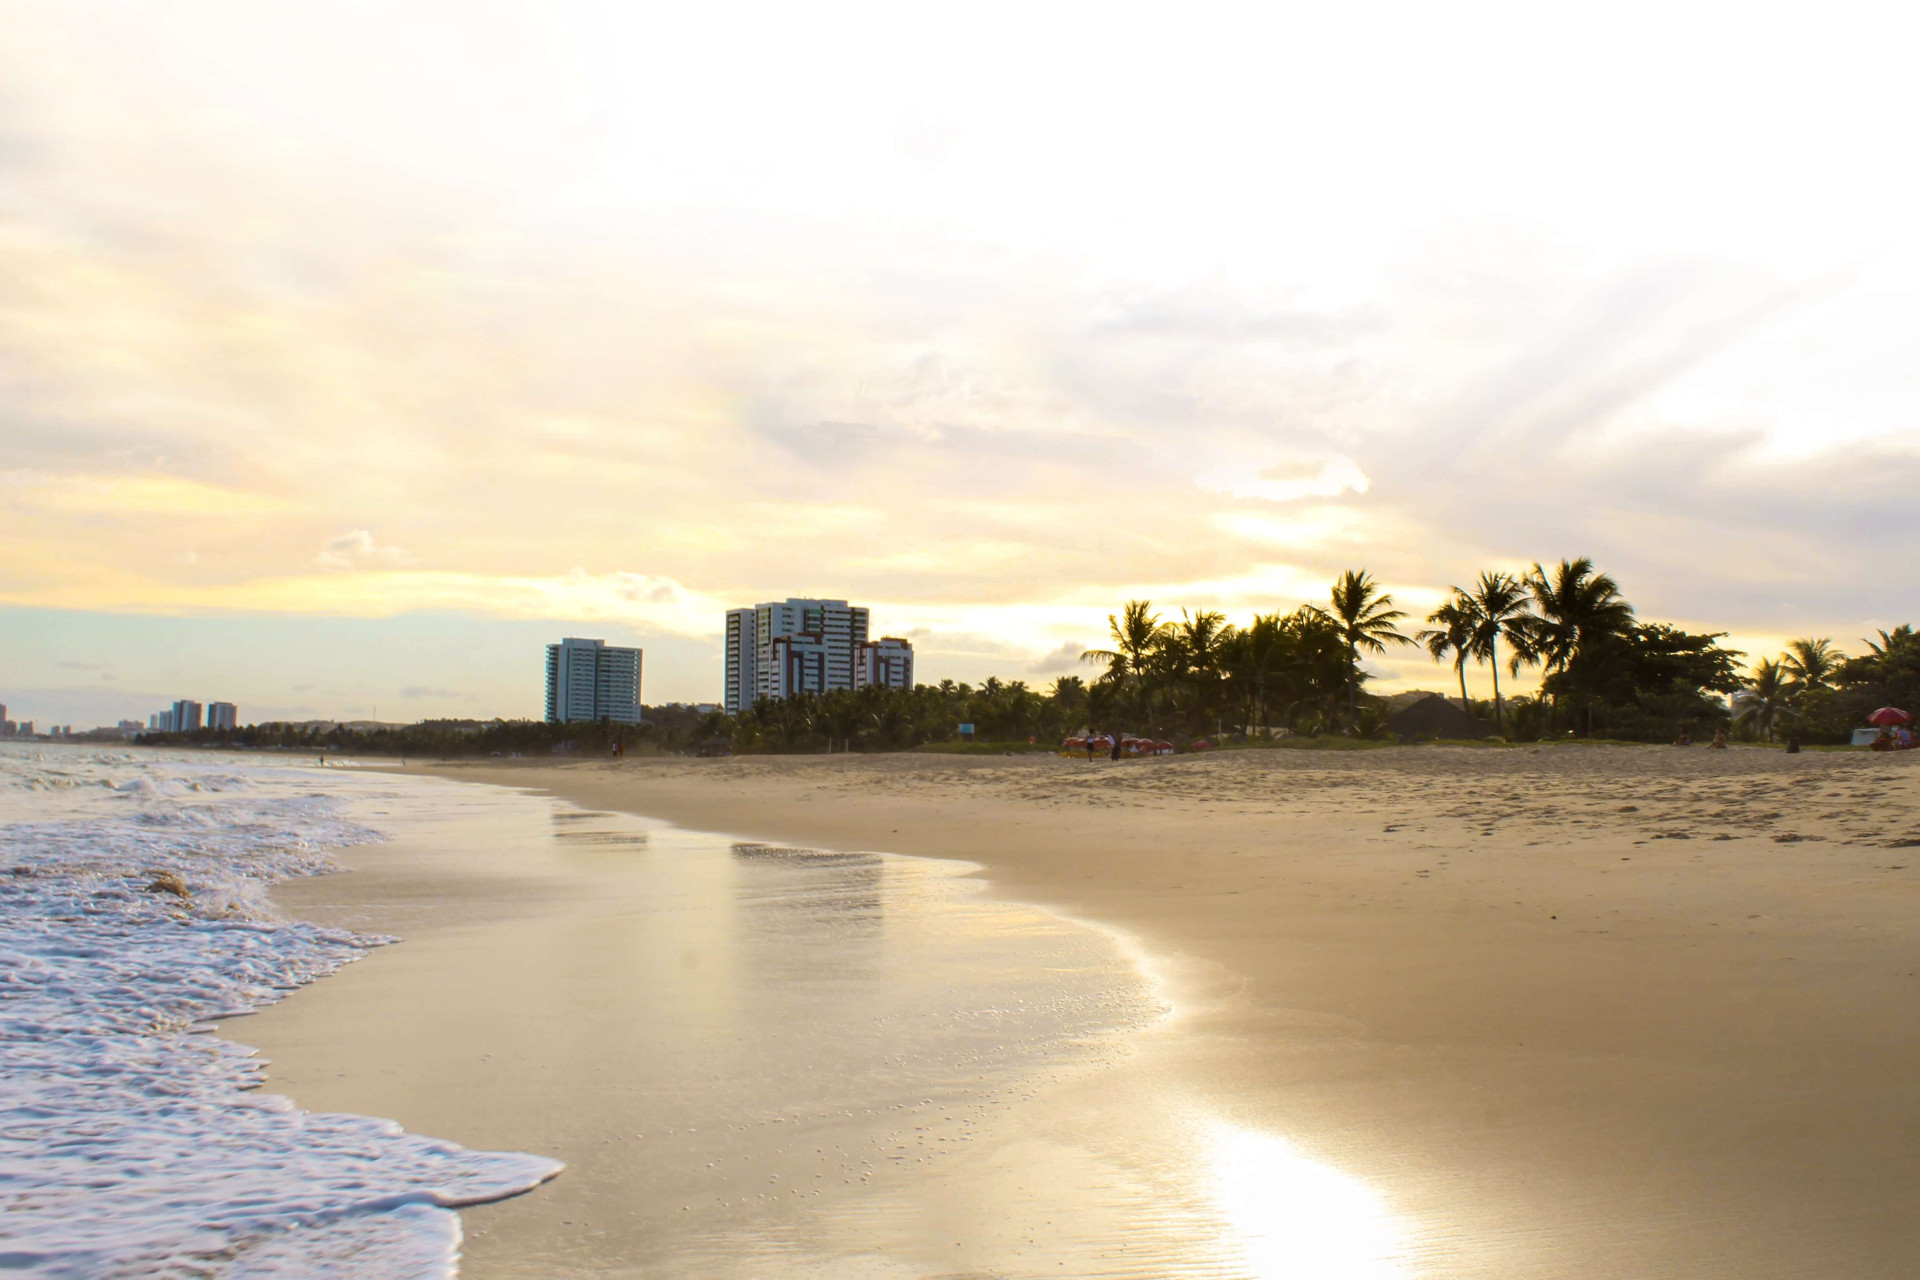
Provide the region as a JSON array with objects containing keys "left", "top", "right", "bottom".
[{"left": 254, "top": 744, "right": 1920, "bottom": 1277}]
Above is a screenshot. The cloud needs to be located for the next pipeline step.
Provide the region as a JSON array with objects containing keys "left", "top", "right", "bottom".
[
  {"left": 400, "top": 684, "right": 468, "bottom": 699},
  {"left": 1197, "top": 456, "right": 1371, "bottom": 505},
  {"left": 1028, "top": 641, "right": 1089, "bottom": 675},
  {"left": 315, "top": 531, "right": 414, "bottom": 571},
  {"left": 611, "top": 573, "right": 686, "bottom": 605},
  {"left": 3, "top": 4, "right": 1919, "bottom": 703}
]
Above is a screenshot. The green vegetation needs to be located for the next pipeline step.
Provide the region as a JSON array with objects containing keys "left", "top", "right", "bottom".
[
  {"left": 138, "top": 710, "right": 719, "bottom": 759},
  {"left": 135, "top": 562, "right": 1920, "bottom": 756},
  {"left": 1736, "top": 626, "right": 1920, "bottom": 744}
]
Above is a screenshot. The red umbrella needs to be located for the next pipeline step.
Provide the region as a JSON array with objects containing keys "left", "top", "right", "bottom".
[{"left": 1867, "top": 707, "right": 1912, "bottom": 727}]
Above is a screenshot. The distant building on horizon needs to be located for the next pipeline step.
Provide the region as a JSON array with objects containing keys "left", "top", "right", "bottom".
[
  {"left": 723, "top": 598, "right": 911, "bottom": 714},
  {"left": 144, "top": 698, "right": 229, "bottom": 733},
  {"left": 545, "top": 637, "right": 643, "bottom": 724}
]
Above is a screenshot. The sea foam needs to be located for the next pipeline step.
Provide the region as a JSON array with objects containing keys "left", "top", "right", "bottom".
[{"left": 0, "top": 747, "right": 561, "bottom": 1279}]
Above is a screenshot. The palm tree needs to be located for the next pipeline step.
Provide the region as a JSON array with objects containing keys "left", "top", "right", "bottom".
[
  {"left": 1326, "top": 569, "right": 1414, "bottom": 732},
  {"left": 1226, "top": 612, "right": 1287, "bottom": 735},
  {"left": 1867, "top": 625, "right": 1917, "bottom": 658},
  {"left": 1082, "top": 600, "right": 1165, "bottom": 725},
  {"left": 1733, "top": 658, "right": 1791, "bottom": 742},
  {"left": 1417, "top": 593, "right": 1478, "bottom": 715},
  {"left": 1781, "top": 637, "right": 1841, "bottom": 692},
  {"left": 1267, "top": 605, "right": 1348, "bottom": 734},
  {"left": 1169, "top": 609, "right": 1232, "bottom": 734},
  {"left": 1523, "top": 558, "right": 1635, "bottom": 736},
  {"left": 1464, "top": 570, "right": 1534, "bottom": 735}
]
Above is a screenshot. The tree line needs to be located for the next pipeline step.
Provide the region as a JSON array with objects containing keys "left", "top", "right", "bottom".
[
  {"left": 136, "top": 559, "right": 1920, "bottom": 755},
  {"left": 1730, "top": 629, "right": 1920, "bottom": 744},
  {"left": 1072, "top": 558, "right": 1751, "bottom": 743}
]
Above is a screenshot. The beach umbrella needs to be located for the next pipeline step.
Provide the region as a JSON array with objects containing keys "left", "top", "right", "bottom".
[{"left": 1867, "top": 707, "right": 1913, "bottom": 727}]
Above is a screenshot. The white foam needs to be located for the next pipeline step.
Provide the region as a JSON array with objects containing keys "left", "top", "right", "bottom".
[{"left": 0, "top": 746, "right": 561, "bottom": 1278}]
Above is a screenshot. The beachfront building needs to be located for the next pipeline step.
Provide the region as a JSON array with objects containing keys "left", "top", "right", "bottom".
[
  {"left": 724, "top": 607, "right": 758, "bottom": 717},
  {"left": 162, "top": 700, "right": 203, "bottom": 733},
  {"left": 207, "top": 702, "right": 238, "bottom": 731},
  {"left": 545, "top": 637, "right": 644, "bottom": 724},
  {"left": 853, "top": 637, "right": 914, "bottom": 692},
  {"left": 724, "top": 598, "right": 893, "bottom": 713}
]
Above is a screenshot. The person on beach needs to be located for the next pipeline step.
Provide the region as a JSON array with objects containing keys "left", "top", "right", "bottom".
[
  {"left": 1109, "top": 734, "right": 1122, "bottom": 762},
  {"left": 1710, "top": 730, "right": 1728, "bottom": 749}
]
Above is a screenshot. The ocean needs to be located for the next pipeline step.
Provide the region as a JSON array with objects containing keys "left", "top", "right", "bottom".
[{"left": 0, "top": 743, "right": 559, "bottom": 1278}]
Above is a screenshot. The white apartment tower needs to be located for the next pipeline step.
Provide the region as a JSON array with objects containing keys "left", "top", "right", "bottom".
[
  {"left": 545, "top": 637, "right": 644, "bottom": 724},
  {"left": 724, "top": 598, "right": 910, "bottom": 714},
  {"left": 207, "top": 702, "right": 238, "bottom": 731},
  {"left": 724, "top": 607, "right": 759, "bottom": 718},
  {"left": 854, "top": 637, "right": 914, "bottom": 692}
]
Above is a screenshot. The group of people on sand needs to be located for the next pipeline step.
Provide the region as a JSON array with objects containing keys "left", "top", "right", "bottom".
[
  {"left": 1061, "top": 733, "right": 1177, "bottom": 760},
  {"left": 1672, "top": 729, "right": 1731, "bottom": 749},
  {"left": 1674, "top": 728, "right": 1799, "bottom": 752},
  {"left": 1669, "top": 723, "right": 1916, "bottom": 752}
]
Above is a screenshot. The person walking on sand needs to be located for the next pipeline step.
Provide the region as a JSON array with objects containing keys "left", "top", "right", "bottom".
[{"left": 1109, "top": 734, "right": 1122, "bottom": 762}]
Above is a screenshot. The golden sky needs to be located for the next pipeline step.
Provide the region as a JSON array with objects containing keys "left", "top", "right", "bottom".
[{"left": 4, "top": 2, "right": 1918, "bottom": 722}]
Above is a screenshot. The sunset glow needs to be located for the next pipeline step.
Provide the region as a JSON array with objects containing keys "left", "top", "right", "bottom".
[{"left": 6, "top": 1, "right": 1918, "bottom": 721}]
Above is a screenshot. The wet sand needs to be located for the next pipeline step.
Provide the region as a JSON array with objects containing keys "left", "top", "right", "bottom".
[
  {"left": 358, "top": 744, "right": 1920, "bottom": 1278},
  {"left": 238, "top": 744, "right": 1920, "bottom": 1276}
]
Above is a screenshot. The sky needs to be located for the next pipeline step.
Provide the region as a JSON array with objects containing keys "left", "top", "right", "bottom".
[{"left": 4, "top": 1, "right": 1919, "bottom": 727}]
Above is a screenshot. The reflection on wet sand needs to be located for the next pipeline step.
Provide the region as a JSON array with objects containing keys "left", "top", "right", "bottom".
[
  {"left": 251, "top": 782, "right": 1420, "bottom": 1278},
  {"left": 550, "top": 809, "right": 650, "bottom": 848},
  {"left": 1211, "top": 1124, "right": 1408, "bottom": 1280}
]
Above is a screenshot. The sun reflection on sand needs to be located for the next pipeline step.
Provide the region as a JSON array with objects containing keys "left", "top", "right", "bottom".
[{"left": 1211, "top": 1123, "right": 1410, "bottom": 1280}]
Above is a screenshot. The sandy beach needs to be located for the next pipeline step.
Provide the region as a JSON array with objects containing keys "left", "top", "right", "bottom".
[{"left": 244, "top": 744, "right": 1920, "bottom": 1277}]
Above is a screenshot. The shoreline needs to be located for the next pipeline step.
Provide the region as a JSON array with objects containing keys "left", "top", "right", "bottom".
[{"left": 386, "top": 745, "right": 1920, "bottom": 1277}]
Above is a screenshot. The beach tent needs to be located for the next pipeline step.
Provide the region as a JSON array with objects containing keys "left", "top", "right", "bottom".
[{"left": 1386, "top": 692, "right": 1492, "bottom": 741}]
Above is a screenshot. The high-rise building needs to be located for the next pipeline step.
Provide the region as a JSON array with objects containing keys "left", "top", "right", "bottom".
[
  {"left": 722, "top": 598, "right": 909, "bottom": 713},
  {"left": 854, "top": 637, "right": 914, "bottom": 691},
  {"left": 207, "top": 702, "right": 238, "bottom": 731},
  {"left": 545, "top": 638, "right": 643, "bottom": 724},
  {"left": 171, "top": 700, "right": 203, "bottom": 732},
  {"left": 724, "top": 608, "right": 758, "bottom": 718}
]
